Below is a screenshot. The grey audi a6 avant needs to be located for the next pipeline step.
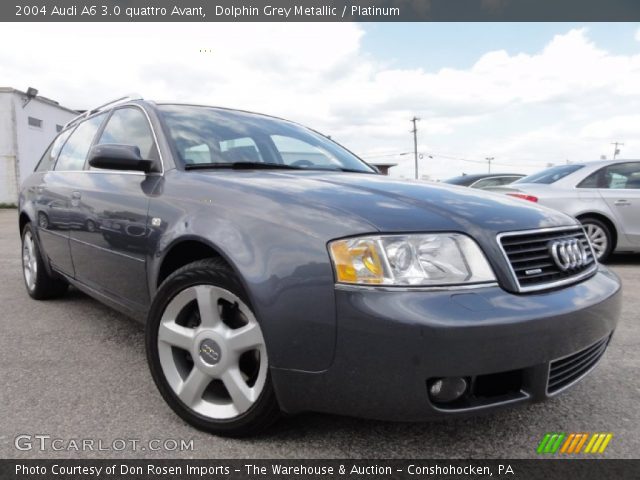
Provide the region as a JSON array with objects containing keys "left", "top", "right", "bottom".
[{"left": 19, "top": 96, "right": 621, "bottom": 436}]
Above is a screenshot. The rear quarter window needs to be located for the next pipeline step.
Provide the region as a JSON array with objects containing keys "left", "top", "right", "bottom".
[{"left": 35, "top": 129, "right": 72, "bottom": 172}]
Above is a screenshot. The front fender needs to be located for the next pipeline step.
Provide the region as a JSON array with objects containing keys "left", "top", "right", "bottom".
[{"left": 146, "top": 172, "right": 376, "bottom": 372}]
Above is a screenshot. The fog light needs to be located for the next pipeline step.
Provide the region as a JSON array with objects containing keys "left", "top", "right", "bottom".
[{"left": 428, "top": 377, "right": 468, "bottom": 403}]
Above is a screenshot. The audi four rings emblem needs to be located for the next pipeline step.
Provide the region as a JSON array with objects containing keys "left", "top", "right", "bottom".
[{"left": 549, "top": 238, "right": 589, "bottom": 271}]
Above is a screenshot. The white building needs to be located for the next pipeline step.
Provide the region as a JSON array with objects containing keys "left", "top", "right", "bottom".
[{"left": 0, "top": 87, "right": 77, "bottom": 204}]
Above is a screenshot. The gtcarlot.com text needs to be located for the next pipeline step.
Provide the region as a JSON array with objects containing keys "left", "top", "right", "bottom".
[{"left": 14, "top": 434, "right": 194, "bottom": 452}]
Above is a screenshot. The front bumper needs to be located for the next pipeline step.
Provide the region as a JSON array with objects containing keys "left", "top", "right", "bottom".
[{"left": 271, "top": 266, "right": 621, "bottom": 421}]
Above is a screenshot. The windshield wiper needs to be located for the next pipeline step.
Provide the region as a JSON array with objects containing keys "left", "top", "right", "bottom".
[
  {"left": 184, "top": 162, "right": 374, "bottom": 174},
  {"left": 184, "top": 162, "right": 305, "bottom": 171}
]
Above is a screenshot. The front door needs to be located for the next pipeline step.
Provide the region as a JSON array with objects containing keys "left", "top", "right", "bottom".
[
  {"left": 597, "top": 162, "right": 640, "bottom": 246},
  {"left": 69, "top": 106, "right": 162, "bottom": 311}
]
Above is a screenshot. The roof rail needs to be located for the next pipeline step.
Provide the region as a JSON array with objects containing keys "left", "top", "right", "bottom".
[{"left": 64, "top": 93, "right": 144, "bottom": 129}]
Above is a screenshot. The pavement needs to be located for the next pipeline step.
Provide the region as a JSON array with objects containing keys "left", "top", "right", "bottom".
[{"left": 0, "top": 208, "right": 638, "bottom": 459}]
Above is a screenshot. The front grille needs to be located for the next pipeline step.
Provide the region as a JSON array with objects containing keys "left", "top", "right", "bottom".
[
  {"left": 498, "top": 226, "right": 596, "bottom": 292},
  {"left": 547, "top": 336, "right": 610, "bottom": 394}
]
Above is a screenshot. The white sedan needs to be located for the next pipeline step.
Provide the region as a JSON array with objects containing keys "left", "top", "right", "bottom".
[{"left": 490, "top": 160, "right": 640, "bottom": 261}]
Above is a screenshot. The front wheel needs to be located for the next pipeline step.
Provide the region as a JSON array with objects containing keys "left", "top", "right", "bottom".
[{"left": 145, "top": 258, "right": 280, "bottom": 437}]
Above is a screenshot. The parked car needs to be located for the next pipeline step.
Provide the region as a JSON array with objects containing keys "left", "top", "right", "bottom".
[
  {"left": 443, "top": 173, "right": 525, "bottom": 189},
  {"left": 19, "top": 96, "right": 621, "bottom": 436},
  {"left": 489, "top": 161, "right": 640, "bottom": 261}
]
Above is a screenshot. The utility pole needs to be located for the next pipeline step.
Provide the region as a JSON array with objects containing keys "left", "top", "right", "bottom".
[
  {"left": 485, "top": 157, "right": 494, "bottom": 173},
  {"left": 611, "top": 142, "right": 624, "bottom": 160},
  {"left": 411, "top": 116, "right": 420, "bottom": 179}
]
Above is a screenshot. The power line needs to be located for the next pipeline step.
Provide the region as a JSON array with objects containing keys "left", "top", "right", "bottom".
[
  {"left": 362, "top": 149, "right": 552, "bottom": 169},
  {"left": 361, "top": 151, "right": 411, "bottom": 159}
]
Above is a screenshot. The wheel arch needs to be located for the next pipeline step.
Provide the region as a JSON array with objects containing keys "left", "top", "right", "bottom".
[
  {"left": 153, "top": 236, "right": 252, "bottom": 303},
  {"left": 575, "top": 212, "right": 618, "bottom": 251},
  {"left": 19, "top": 211, "right": 31, "bottom": 236}
]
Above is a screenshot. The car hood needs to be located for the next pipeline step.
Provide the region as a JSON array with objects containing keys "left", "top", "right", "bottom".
[{"left": 194, "top": 170, "right": 576, "bottom": 235}]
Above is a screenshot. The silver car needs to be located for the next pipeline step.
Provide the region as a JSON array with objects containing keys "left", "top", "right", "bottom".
[{"left": 491, "top": 160, "right": 640, "bottom": 261}]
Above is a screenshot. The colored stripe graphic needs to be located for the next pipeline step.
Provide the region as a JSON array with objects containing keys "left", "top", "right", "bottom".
[
  {"left": 560, "top": 434, "right": 575, "bottom": 453},
  {"left": 573, "top": 433, "right": 589, "bottom": 453},
  {"left": 537, "top": 433, "right": 552, "bottom": 454},
  {"left": 597, "top": 434, "right": 613, "bottom": 453},
  {"left": 538, "top": 433, "right": 613, "bottom": 454},
  {"left": 537, "top": 433, "right": 565, "bottom": 454}
]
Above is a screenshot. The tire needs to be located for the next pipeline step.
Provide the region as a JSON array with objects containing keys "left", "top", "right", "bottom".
[
  {"left": 145, "top": 258, "right": 280, "bottom": 437},
  {"left": 21, "top": 223, "right": 68, "bottom": 300},
  {"left": 37, "top": 212, "right": 49, "bottom": 230},
  {"left": 579, "top": 217, "right": 613, "bottom": 262},
  {"left": 86, "top": 220, "right": 96, "bottom": 232}
]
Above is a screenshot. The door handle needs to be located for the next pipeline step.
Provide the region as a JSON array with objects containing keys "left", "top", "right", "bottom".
[
  {"left": 71, "top": 191, "right": 82, "bottom": 199},
  {"left": 614, "top": 199, "right": 630, "bottom": 206}
]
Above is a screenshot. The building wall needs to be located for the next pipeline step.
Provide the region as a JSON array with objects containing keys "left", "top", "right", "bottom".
[
  {"left": 0, "top": 93, "right": 18, "bottom": 204},
  {"left": 0, "top": 90, "right": 76, "bottom": 204}
]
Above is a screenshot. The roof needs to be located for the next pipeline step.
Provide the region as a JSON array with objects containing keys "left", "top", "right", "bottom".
[
  {"left": 0, "top": 87, "right": 79, "bottom": 114},
  {"left": 565, "top": 159, "right": 639, "bottom": 168}
]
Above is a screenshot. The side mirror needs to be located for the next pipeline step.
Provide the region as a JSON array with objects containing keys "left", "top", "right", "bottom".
[{"left": 88, "top": 144, "right": 154, "bottom": 173}]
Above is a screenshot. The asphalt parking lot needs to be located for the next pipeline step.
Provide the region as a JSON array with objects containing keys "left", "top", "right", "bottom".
[{"left": 0, "top": 209, "right": 638, "bottom": 459}]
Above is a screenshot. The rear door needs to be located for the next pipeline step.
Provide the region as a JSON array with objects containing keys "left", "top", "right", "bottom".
[
  {"left": 68, "top": 106, "right": 161, "bottom": 311},
  {"left": 597, "top": 162, "right": 640, "bottom": 246},
  {"left": 36, "top": 116, "right": 104, "bottom": 276}
]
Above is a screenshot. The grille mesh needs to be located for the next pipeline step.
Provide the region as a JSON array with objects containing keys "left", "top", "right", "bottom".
[
  {"left": 548, "top": 336, "right": 610, "bottom": 394},
  {"left": 499, "top": 227, "right": 596, "bottom": 292}
]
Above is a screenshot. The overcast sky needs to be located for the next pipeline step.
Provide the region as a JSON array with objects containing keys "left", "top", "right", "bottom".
[{"left": 2, "top": 22, "right": 639, "bottom": 180}]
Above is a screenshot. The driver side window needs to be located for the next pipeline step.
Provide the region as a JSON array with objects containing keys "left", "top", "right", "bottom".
[{"left": 97, "top": 107, "right": 158, "bottom": 162}]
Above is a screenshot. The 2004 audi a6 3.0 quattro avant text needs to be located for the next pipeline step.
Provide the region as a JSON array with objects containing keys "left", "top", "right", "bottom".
[{"left": 18, "top": 96, "right": 621, "bottom": 436}]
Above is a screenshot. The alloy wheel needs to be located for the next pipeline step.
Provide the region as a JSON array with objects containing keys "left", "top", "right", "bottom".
[
  {"left": 22, "top": 231, "right": 38, "bottom": 291},
  {"left": 38, "top": 213, "right": 48, "bottom": 229},
  {"left": 157, "top": 285, "right": 267, "bottom": 420},
  {"left": 584, "top": 223, "right": 608, "bottom": 260}
]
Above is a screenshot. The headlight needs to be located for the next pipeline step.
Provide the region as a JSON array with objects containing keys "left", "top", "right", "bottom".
[{"left": 328, "top": 233, "right": 495, "bottom": 286}]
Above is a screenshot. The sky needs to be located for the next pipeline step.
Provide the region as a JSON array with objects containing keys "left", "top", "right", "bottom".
[{"left": 1, "top": 22, "right": 640, "bottom": 180}]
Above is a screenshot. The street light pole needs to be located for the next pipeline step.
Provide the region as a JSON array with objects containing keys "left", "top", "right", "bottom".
[
  {"left": 611, "top": 142, "right": 624, "bottom": 160},
  {"left": 411, "top": 116, "right": 420, "bottom": 179},
  {"left": 485, "top": 157, "right": 494, "bottom": 173}
]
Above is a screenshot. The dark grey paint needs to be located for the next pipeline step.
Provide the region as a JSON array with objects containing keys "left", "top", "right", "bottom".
[{"left": 19, "top": 100, "right": 622, "bottom": 420}]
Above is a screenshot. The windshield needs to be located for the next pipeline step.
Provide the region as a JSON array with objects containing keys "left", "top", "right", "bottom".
[
  {"left": 158, "top": 105, "right": 375, "bottom": 173},
  {"left": 514, "top": 164, "right": 584, "bottom": 184}
]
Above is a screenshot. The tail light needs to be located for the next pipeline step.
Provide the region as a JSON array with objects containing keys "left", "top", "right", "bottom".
[{"left": 507, "top": 193, "right": 538, "bottom": 203}]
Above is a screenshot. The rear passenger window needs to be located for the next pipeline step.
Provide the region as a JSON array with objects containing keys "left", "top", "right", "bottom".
[
  {"left": 98, "top": 108, "right": 158, "bottom": 160},
  {"left": 55, "top": 114, "right": 106, "bottom": 171},
  {"left": 35, "top": 129, "right": 72, "bottom": 172},
  {"left": 579, "top": 163, "right": 640, "bottom": 189}
]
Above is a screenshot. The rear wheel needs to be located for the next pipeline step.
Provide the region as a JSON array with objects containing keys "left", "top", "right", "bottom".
[
  {"left": 146, "top": 258, "right": 280, "bottom": 437},
  {"left": 21, "top": 223, "right": 68, "bottom": 299},
  {"left": 580, "top": 217, "right": 613, "bottom": 261}
]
